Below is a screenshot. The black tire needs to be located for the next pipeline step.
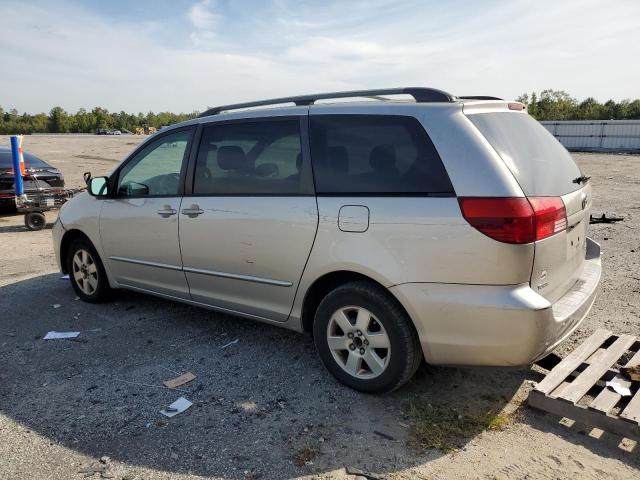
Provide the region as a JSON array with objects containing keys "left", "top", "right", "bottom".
[
  {"left": 66, "top": 238, "right": 113, "bottom": 303},
  {"left": 313, "top": 280, "right": 422, "bottom": 393},
  {"left": 24, "top": 212, "right": 46, "bottom": 231}
]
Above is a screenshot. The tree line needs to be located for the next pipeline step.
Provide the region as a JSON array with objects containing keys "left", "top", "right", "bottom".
[
  {"left": 0, "top": 106, "right": 199, "bottom": 134},
  {"left": 516, "top": 90, "right": 640, "bottom": 121},
  {"left": 1, "top": 90, "right": 639, "bottom": 134}
]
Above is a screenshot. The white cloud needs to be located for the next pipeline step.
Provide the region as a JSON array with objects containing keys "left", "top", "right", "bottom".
[
  {"left": 187, "top": 0, "right": 219, "bottom": 30},
  {"left": 0, "top": 0, "right": 639, "bottom": 113}
]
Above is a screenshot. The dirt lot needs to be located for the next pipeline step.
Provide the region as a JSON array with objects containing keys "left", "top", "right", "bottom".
[{"left": 0, "top": 135, "right": 638, "bottom": 480}]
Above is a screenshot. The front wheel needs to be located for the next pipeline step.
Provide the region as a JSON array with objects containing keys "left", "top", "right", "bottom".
[
  {"left": 66, "top": 238, "right": 112, "bottom": 302},
  {"left": 313, "top": 281, "right": 422, "bottom": 393}
]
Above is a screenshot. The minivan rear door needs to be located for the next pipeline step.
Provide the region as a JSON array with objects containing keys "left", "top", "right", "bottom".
[
  {"left": 179, "top": 115, "right": 318, "bottom": 322},
  {"left": 466, "top": 110, "right": 591, "bottom": 302}
]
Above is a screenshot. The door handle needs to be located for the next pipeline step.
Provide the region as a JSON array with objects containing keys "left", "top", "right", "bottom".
[
  {"left": 157, "top": 205, "right": 177, "bottom": 218},
  {"left": 182, "top": 204, "right": 204, "bottom": 218}
]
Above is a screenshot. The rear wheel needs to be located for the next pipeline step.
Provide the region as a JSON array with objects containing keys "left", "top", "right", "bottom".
[
  {"left": 313, "top": 281, "right": 422, "bottom": 393},
  {"left": 24, "top": 212, "right": 46, "bottom": 231},
  {"left": 66, "top": 238, "right": 112, "bottom": 302}
]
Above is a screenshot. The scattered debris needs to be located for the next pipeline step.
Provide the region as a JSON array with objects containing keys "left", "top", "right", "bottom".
[
  {"left": 590, "top": 213, "right": 624, "bottom": 224},
  {"left": 606, "top": 376, "right": 632, "bottom": 397},
  {"left": 160, "top": 397, "right": 193, "bottom": 418},
  {"left": 52, "top": 304, "right": 61, "bottom": 309},
  {"left": 345, "top": 466, "right": 383, "bottom": 480},
  {"left": 221, "top": 339, "right": 239, "bottom": 349},
  {"left": 78, "top": 459, "right": 113, "bottom": 478},
  {"left": 163, "top": 371, "right": 196, "bottom": 389},
  {"left": 621, "top": 365, "right": 640, "bottom": 381},
  {"left": 109, "top": 377, "right": 189, "bottom": 393},
  {"left": 43, "top": 331, "right": 80, "bottom": 340},
  {"left": 292, "top": 446, "right": 320, "bottom": 467},
  {"left": 373, "top": 430, "right": 395, "bottom": 441}
]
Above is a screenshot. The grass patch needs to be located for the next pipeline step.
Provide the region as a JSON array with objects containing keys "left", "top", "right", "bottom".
[
  {"left": 292, "top": 446, "right": 320, "bottom": 467},
  {"left": 408, "top": 402, "right": 509, "bottom": 452}
]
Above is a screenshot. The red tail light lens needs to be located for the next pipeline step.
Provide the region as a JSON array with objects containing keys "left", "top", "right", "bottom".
[
  {"left": 528, "top": 197, "right": 567, "bottom": 239},
  {"left": 458, "top": 197, "right": 566, "bottom": 244}
]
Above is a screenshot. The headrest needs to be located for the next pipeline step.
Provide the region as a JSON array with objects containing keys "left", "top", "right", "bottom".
[
  {"left": 218, "top": 146, "right": 249, "bottom": 171},
  {"left": 255, "top": 162, "right": 279, "bottom": 177},
  {"left": 369, "top": 144, "right": 397, "bottom": 172},
  {"left": 327, "top": 146, "right": 348, "bottom": 173}
]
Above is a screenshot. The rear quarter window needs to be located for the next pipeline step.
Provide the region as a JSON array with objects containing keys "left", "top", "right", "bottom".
[
  {"left": 468, "top": 112, "right": 583, "bottom": 196},
  {"left": 309, "top": 115, "right": 454, "bottom": 195}
]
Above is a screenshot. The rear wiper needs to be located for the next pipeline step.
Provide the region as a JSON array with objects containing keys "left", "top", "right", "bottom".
[{"left": 572, "top": 175, "right": 591, "bottom": 184}]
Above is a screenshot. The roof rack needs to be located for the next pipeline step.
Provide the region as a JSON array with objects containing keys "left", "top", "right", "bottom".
[
  {"left": 198, "top": 87, "right": 456, "bottom": 117},
  {"left": 458, "top": 95, "right": 504, "bottom": 100}
]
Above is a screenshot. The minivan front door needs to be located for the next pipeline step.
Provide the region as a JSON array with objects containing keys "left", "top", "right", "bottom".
[
  {"left": 100, "top": 128, "right": 194, "bottom": 298},
  {"left": 179, "top": 117, "right": 318, "bottom": 321}
]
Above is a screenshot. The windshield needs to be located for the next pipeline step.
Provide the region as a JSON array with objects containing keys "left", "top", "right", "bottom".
[
  {"left": 468, "top": 112, "right": 583, "bottom": 196},
  {"left": 0, "top": 149, "right": 53, "bottom": 170}
]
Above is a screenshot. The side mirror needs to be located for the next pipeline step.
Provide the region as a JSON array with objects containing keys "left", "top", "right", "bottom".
[{"left": 88, "top": 176, "right": 109, "bottom": 197}]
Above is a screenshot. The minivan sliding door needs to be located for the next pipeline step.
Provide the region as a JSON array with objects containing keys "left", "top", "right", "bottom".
[{"left": 179, "top": 116, "right": 318, "bottom": 322}]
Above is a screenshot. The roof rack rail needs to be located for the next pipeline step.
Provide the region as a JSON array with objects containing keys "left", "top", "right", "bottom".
[
  {"left": 198, "top": 87, "right": 456, "bottom": 117},
  {"left": 458, "top": 95, "right": 504, "bottom": 100}
]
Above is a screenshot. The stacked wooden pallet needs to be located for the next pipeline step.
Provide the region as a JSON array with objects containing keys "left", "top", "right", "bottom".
[{"left": 529, "top": 328, "right": 640, "bottom": 440}]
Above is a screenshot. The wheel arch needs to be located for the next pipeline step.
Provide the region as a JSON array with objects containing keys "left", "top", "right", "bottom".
[
  {"left": 300, "top": 270, "right": 414, "bottom": 335},
  {"left": 59, "top": 229, "right": 95, "bottom": 274}
]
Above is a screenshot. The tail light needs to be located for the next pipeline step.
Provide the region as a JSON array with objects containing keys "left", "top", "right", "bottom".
[{"left": 458, "top": 197, "right": 566, "bottom": 244}]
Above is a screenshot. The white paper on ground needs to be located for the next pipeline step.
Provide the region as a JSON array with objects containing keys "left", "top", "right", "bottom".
[
  {"left": 43, "top": 331, "right": 80, "bottom": 340},
  {"left": 160, "top": 397, "right": 192, "bottom": 418},
  {"left": 606, "top": 376, "right": 632, "bottom": 396},
  {"left": 60, "top": 274, "right": 69, "bottom": 280}
]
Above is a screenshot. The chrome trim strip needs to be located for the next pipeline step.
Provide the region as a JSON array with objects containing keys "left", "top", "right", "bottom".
[
  {"left": 183, "top": 266, "right": 293, "bottom": 287},
  {"left": 109, "top": 256, "right": 292, "bottom": 287},
  {"left": 109, "top": 256, "right": 182, "bottom": 271}
]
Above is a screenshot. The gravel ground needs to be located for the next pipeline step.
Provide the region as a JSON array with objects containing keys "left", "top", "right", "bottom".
[{"left": 0, "top": 136, "right": 638, "bottom": 480}]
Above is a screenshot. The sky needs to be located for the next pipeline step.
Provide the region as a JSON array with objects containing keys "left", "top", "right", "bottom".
[{"left": 1, "top": 0, "right": 639, "bottom": 114}]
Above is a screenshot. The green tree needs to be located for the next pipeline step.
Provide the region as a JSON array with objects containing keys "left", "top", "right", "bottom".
[{"left": 48, "top": 106, "right": 71, "bottom": 133}]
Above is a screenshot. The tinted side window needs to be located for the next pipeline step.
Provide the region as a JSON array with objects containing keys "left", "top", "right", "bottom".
[
  {"left": 468, "top": 112, "right": 582, "bottom": 196},
  {"left": 193, "top": 119, "right": 313, "bottom": 195},
  {"left": 118, "top": 130, "right": 191, "bottom": 197},
  {"left": 309, "top": 115, "right": 453, "bottom": 194}
]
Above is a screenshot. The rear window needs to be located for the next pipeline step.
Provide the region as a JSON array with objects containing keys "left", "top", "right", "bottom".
[
  {"left": 468, "top": 112, "right": 582, "bottom": 196},
  {"left": 309, "top": 115, "right": 453, "bottom": 195},
  {"left": 0, "top": 150, "right": 51, "bottom": 169}
]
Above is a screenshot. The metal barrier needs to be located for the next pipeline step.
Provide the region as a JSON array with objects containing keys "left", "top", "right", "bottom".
[{"left": 541, "top": 120, "right": 640, "bottom": 152}]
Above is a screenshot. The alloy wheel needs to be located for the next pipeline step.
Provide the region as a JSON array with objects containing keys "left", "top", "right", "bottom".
[
  {"left": 72, "top": 249, "right": 98, "bottom": 295},
  {"left": 326, "top": 306, "right": 391, "bottom": 379}
]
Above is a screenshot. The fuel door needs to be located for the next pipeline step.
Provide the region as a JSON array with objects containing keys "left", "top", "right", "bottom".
[{"left": 338, "top": 205, "right": 370, "bottom": 233}]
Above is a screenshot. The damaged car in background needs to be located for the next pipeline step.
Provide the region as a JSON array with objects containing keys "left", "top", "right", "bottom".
[{"left": 0, "top": 146, "right": 67, "bottom": 211}]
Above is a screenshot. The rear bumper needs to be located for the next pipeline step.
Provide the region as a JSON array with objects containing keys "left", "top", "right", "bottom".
[{"left": 390, "top": 238, "right": 602, "bottom": 366}]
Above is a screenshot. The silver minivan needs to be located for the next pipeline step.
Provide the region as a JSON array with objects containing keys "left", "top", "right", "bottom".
[{"left": 52, "top": 88, "right": 601, "bottom": 392}]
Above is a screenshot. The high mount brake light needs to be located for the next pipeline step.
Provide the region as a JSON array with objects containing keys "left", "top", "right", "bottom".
[{"left": 458, "top": 197, "right": 566, "bottom": 244}]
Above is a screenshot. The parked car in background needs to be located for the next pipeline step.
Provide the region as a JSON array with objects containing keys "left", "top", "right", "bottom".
[
  {"left": 0, "top": 146, "right": 66, "bottom": 211},
  {"left": 52, "top": 88, "right": 601, "bottom": 393},
  {"left": 95, "top": 128, "right": 122, "bottom": 135}
]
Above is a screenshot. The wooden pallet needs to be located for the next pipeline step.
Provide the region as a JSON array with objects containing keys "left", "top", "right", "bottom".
[{"left": 529, "top": 328, "right": 640, "bottom": 440}]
